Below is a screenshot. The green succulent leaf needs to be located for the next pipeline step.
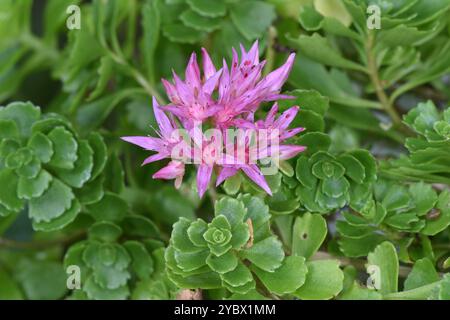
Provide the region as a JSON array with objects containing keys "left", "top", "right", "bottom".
[
  {"left": 240, "top": 236, "right": 284, "bottom": 272},
  {"left": 124, "top": 241, "right": 154, "bottom": 280},
  {"left": 86, "top": 192, "right": 128, "bottom": 222},
  {"left": 253, "top": 256, "right": 308, "bottom": 295},
  {"left": 0, "top": 102, "right": 40, "bottom": 138},
  {"left": 29, "top": 178, "right": 74, "bottom": 223},
  {"left": 404, "top": 258, "right": 440, "bottom": 291},
  {"left": 32, "top": 199, "right": 81, "bottom": 232},
  {"left": 214, "top": 197, "right": 246, "bottom": 228},
  {"left": 292, "top": 213, "right": 327, "bottom": 259},
  {"left": 0, "top": 169, "right": 23, "bottom": 212},
  {"left": 294, "top": 260, "right": 344, "bottom": 300},
  {"left": 27, "top": 132, "right": 53, "bottom": 163},
  {"left": 206, "top": 251, "right": 238, "bottom": 274},
  {"left": 230, "top": 1, "right": 276, "bottom": 40},
  {"left": 47, "top": 126, "right": 78, "bottom": 170},
  {"left": 55, "top": 140, "right": 93, "bottom": 188},
  {"left": 367, "top": 241, "right": 399, "bottom": 295},
  {"left": 89, "top": 221, "right": 123, "bottom": 243},
  {"left": 187, "top": 0, "right": 227, "bottom": 18}
]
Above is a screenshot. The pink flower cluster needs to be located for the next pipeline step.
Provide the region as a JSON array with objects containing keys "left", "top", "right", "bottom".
[{"left": 122, "top": 41, "right": 305, "bottom": 197}]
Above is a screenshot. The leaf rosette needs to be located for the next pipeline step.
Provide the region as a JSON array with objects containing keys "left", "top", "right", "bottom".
[
  {"left": 64, "top": 215, "right": 172, "bottom": 300},
  {"left": 295, "top": 149, "right": 376, "bottom": 214},
  {"left": 337, "top": 179, "right": 450, "bottom": 258},
  {"left": 0, "top": 101, "right": 107, "bottom": 231},
  {"left": 383, "top": 101, "right": 450, "bottom": 184},
  {"left": 166, "top": 195, "right": 289, "bottom": 294}
]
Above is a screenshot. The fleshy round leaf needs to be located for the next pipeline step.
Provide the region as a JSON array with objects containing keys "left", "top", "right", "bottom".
[
  {"left": 86, "top": 192, "right": 128, "bottom": 222},
  {"left": 55, "top": 140, "right": 93, "bottom": 188},
  {"left": 0, "top": 119, "right": 19, "bottom": 141},
  {"left": 210, "top": 215, "right": 231, "bottom": 231},
  {"left": 16, "top": 156, "right": 41, "bottom": 179},
  {"left": 422, "top": 190, "right": 450, "bottom": 235},
  {"left": 206, "top": 251, "right": 238, "bottom": 274},
  {"left": 88, "top": 132, "right": 108, "bottom": 180},
  {"left": 253, "top": 256, "right": 308, "bottom": 295},
  {"left": 162, "top": 23, "right": 205, "bottom": 44},
  {"left": 171, "top": 218, "right": 201, "bottom": 253},
  {"left": 0, "top": 102, "right": 40, "bottom": 138},
  {"left": 124, "top": 241, "right": 154, "bottom": 280},
  {"left": 84, "top": 276, "right": 129, "bottom": 300},
  {"left": 0, "top": 139, "right": 20, "bottom": 159},
  {"left": 187, "top": 219, "right": 208, "bottom": 247},
  {"left": 75, "top": 175, "right": 104, "bottom": 205},
  {"left": 238, "top": 194, "right": 271, "bottom": 230},
  {"left": 174, "top": 249, "right": 209, "bottom": 272},
  {"left": 221, "top": 261, "right": 253, "bottom": 287},
  {"left": 27, "top": 132, "right": 53, "bottom": 163},
  {"left": 296, "top": 156, "right": 317, "bottom": 188},
  {"left": 292, "top": 213, "right": 327, "bottom": 259},
  {"left": 404, "top": 258, "right": 439, "bottom": 291},
  {"left": 230, "top": 1, "right": 276, "bottom": 40},
  {"left": 230, "top": 222, "right": 250, "bottom": 249},
  {"left": 89, "top": 221, "right": 123, "bottom": 243},
  {"left": 409, "top": 182, "right": 438, "bottom": 216},
  {"left": 167, "top": 268, "right": 222, "bottom": 290},
  {"left": 338, "top": 154, "right": 365, "bottom": 184},
  {"left": 32, "top": 199, "right": 81, "bottom": 232},
  {"left": 294, "top": 260, "right": 343, "bottom": 300},
  {"left": 122, "top": 215, "right": 160, "bottom": 239},
  {"left": 240, "top": 236, "right": 284, "bottom": 272},
  {"left": 187, "top": 0, "right": 227, "bottom": 18},
  {"left": 367, "top": 241, "right": 399, "bottom": 295},
  {"left": 180, "top": 9, "right": 221, "bottom": 32},
  {"left": 223, "top": 173, "right": 242, "bottom": 195},
  {"left": 47, "top": 126, "right": 78, "bottom": 170},
  {"left": 0, "top": 169, "right": 24, "bottom": 212},
  {"left": 29, "top": 178, "right": 74, "bottom": 223},
  {"left": 214, "top": 197, "right": 247, "bottom": 228}
]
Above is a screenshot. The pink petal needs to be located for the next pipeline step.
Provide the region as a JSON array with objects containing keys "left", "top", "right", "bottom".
[
  {"left": 218, "top": 59, "right": 230, "bottom": 101},
  {"left": 201, "top": 48, "right": 216, "bottom": 80},
  {"left": 216, "top": 167, "right": 238, "bottom": 186},
  {"left": 161, "top": 79, "right": 179, "bottom": 104},
  {"left": 263, "top": 94, "right": 296, "bottom": 101},
  {"left": 142, "top": 153, "right": 168, "bottom": 166},
  {"left": 232, "top": 119, "right": 256, "bottom": 129},
  {"left": 159, "top": 104, "right": 187, "bottom": 119},
  {"left": 152, "top": 97, "right": 174, "bottom": 138},
  {"left": 185, "top": 53, "right": 201, "bottom": 88},
  {"left": 231, "top": 47, "right": 239, "bottom": 75},
  {"left": 278, "top": 145, "right": 306, "bottom": 160},
  {"left": 265, "top": 103, "right": 278, "bottom": 126},
  {"left": 280, "top": 127, "right": 305, "bottom": 140},
  {"left": 259, "top": 53, "right": 295, "bottom": 92},
  {"left": 121, "top": 136, "right": 162, "bottom": 151},
  {"left": 246, "top": 40, "right": 260, "bottom": 65},
  {"left": 204, "top": 104, "right": 223, "bottom": 118},
  {"left": 240, "top": 40, "right": 259, "bottom": 66},
  {"left": 202, "top": 68, "right": 222, "bottom": 95},
  {"left": 172, "top": 71, "right": 193, "bottom": 105},
  {"left": 274, "top": 106, "right": 299, "bottom": 130},
  {"left": 153, "top": 160, "right": 185, "bottom": 180},
  {"left": 197, "top": 164, "right": 213, "bottom": 198},
  {"left": 241, "top": 164, "right": 272, "bottom": 195}
]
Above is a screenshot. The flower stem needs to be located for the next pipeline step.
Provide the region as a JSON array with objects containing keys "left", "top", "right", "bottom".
[
  {"left": 365, "top": 32, "right": 411, "bottom": 136},
  {"left": 263, "top": 26, "right": 277, "bottom": 76},
  {"left": 107, "top": 50, "right": 166, "bottom": 104}
]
